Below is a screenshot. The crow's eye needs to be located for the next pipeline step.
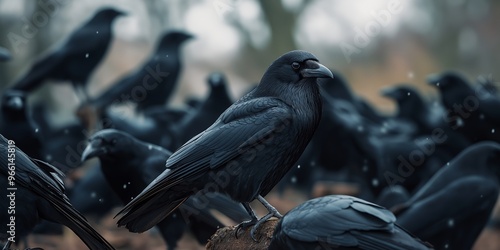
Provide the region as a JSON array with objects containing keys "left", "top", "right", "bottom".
[{"left": 291, "top": 62, "right": 300, "bottom": 70}]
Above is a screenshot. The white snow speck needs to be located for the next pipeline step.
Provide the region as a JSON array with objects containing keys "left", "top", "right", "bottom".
[
  {"left": 372, "top": 179, "right": 379, "bottom": 187},
  {"left": 447, "top": 219, "right": 454, "bottom": 227},
  {"left": 297, "top": 165, "right": 301, "bottom": 169},
  {"left": 148, "top": 145, "right": 153, "bottom": 150},
  {"left": 85, "top": 53, "right": 89, "bottom": 58},
  {"left": 90, "top": 192, "right": 96, "bottom": 198},
  {"left": 291, "top": 176, "right": 297, "bottom": 183},
  {"left": 492, "top": 128, "right": 495, "bottom": 134},
  {"left": 96, "top": 31, "right": 99, "bottom": 34},
  {"left": 123, "top": 184, "right": 127, "bottom": 189},
  {"left": 408, "top": 72, "right": 414, "bottom": 79},
  {"left": 35, "top": 128, "right": 39, "bottom": 133},
  {"left": 407, "top": 92, "right": 411, "bottom": 96}
]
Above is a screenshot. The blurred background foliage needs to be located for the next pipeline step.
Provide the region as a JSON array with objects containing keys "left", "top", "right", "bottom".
[{"left": 0, "top": 0, "right": 498, "bottom": 124}]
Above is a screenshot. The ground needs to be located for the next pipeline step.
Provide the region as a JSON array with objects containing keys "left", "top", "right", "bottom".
[{"left": 12, "top": 185, "right": 500, "bottom": 249}]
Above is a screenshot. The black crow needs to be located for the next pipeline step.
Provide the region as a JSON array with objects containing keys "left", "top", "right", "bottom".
[
  {"left": 174, "top": 72, "right": 233, "bottom": 147},
  {"left": 381, "top": 84, "right": 470, "bottom": 153},
  {"left": 428, "top": 71, "right": 500, "bottom": 143},
  {"left": 375, "top": 185, "right": 410, "bottom": 209},
  {"left": 319, "top": 71, "right": 383, "bottom": 123},
  {"left": 115, "top": 50, "right": 333, "bottom": 240},
  {"left": 395, "top": 142, "right": 500, "bottom": 250},
  {"left": 0, "top": 46, "right": 11, "bottom": 61},
  {"left": 89, "top": 31, "right": 193, "bottom": 112},
  {"left": 98, "top": 107, "right": 178, "bottom": 150},
  {"left": 81, "top": 129, "right": 249, "bottom": 248},
  {"left": 0, "top": 90, "right": 43, "bottom": 159},
  {"left": 69, "top": 164, "right": 122, "bottom": 217},
  {"left": 381, "top": 85, "right": 439, "bottom": 135},
  {"left": 268, "top": 195, "right": 433, "bottom": 250},
  {"left": 11, "top": 8, "right": 125, "bottom": 99},
  {"left": 0, "top": 134, "right": 114, "bottom": 250}
]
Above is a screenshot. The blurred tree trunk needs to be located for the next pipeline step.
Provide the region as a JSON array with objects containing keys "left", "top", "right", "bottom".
[{"left": 234, "top": 0, "right": 300, "bottom": 81}]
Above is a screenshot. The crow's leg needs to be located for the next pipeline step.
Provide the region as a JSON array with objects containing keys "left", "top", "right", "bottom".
[
  {"left": 249, "top": 195, "right": 282, "bottom": 241},
  {"left": 234, "top": 202, "right": 258, "bottom": 238}
]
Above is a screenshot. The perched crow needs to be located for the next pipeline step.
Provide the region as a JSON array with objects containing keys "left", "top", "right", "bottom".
[
  {"left": 69, "top": 164, "right": 122, "bottom": 217},
  {"left": 0, "top": 90, "right": 43, "bottom": 159},
  {"left": 0, "top": 46, "right": 11, "bottom": 61},
  {"left": 0, "top": 134, "right": 114, "bottom": 250},
  {"left": 268, "top": 195, "right": 433, "bottom": 250},
  {"left": 174, "top": 72, "right": 233, "bottom": 147},
  {"left": 394, "top": 142, "right": 500, "bottom": 250},
  {"left": 98, "top": 107, "right": 178, "bottom": 150},
  {"left": 428, "top": 71, "right": 500, "bottom": 143},
  {"left": 381, "top": 85, "right": 439, "bottom": 135},
  {"left": 82, "top": 129, "right": 249, "bottom": 248},
  {"left": 11, "top": 8, "right": 125, "bottom": 99},
  {"left": 381, "top": 84, "right": 470, "bottom": 152},
  {"left": 319, "top": 72, "right": 383, "bottom": 123},
  {"left": 90, "top": 31, "right": 193, "bottom": 112},
  {"left": 115, "top": 50, "right": 333, "bottom": 240}
]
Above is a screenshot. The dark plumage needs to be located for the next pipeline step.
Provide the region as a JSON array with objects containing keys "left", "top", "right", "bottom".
[
  {"left": 99, "top": 107, "right": 177, "bottom": 150},
  {"left": 174, "top": 72, "right": 233, "bottom": 147},
  {"left": 381, "top": 84, "right": 470, "bottom": 155},
  {"left": 90, "top": 31, "right": 193, "bottom": 112},
  {"left": 269, "top": 195, "right": 433, "bottom": 250},
  {"left": 0, "top": 134, "right": 114, "bottom": 250},
  {"left": 319, "top": 72, "right": 383, "bottom": 123},
  {"left": 11, "top": 8, "right": 125, "bottom": 98},
  {"left": 395, "top": 142, "right": 500, "bottom": 250},
  {"left": 381, "top": 85, "right": 438, "bottom": 135},
  {"left": 428, "top": 71, "right": 500, "bottom": 143},
  {"left": 69, "top": 164, "right": 122, "bottom": 217},
  {"left": 0, "top": 90, "right": 43, "bottom": 159},
  {"left": 115, "top": 50, "right": 333, "bottom": 239},
  {"left": 81, "top": 129, "right": 249, "bottom": 248}
]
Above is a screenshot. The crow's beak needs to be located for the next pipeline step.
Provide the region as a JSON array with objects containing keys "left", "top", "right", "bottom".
[
  {"left": 184, "top": 33, "right": 195, "bottom": 41},
  {"left": 6, "top": 96, "right": 23, "bottom": 110},
  {"left": 380, "top": 87, "right": 398, "bottom": 99},
  {"left": 427, "top": 74, "right": 441, "bottom": 87},
  {"left": 301, "top": 60, "right": 333, "bottom": 79},
  {"left": 81, "top": 143, "right": 107, "bottom": 163},
  {"left": 117, "top": 10, "right": 128, "bottom": 16}
]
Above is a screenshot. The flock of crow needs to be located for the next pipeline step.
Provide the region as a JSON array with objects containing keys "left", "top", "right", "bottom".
[{"left": 1, "top": 6, "right": 500, "bottom": 250}]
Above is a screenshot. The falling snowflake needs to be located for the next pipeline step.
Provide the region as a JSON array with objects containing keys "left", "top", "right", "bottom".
[
  {"left": 291, "top": 176, "right": 297, "bottom": 183},
  {"left": 447, "top": 219, "right": 454, "bottom": 227},
  {"left": 85, "top": 53, "right": 89, "bottom": 58},
  {"left": 407, "top": 92, "right": 411, "bottom": 96},
  {"left": 90, "top": 192, "right": 96, "bottom": 198},
  {"left": 408, "top": 72, "right": 414, "bottom": 79},
  {"left": 492, "top": 129, "right": 495, "bottom": 134},
  {"left": 372, "top": 179, "right": 379, "bottom": 187},
  {"left": 123, "top": 184, "right": 127, "bottom": 189}
]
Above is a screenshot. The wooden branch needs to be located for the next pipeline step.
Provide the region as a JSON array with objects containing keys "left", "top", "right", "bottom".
[{"left": 206, "top": 218, "right": 279, "bottom": 250}]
